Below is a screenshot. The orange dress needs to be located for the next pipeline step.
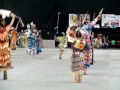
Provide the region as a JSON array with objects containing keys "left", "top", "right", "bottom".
[
  {"left": 10, "top": 29, "right": 17, "bottom": 50},
  {"left": 0, "top": 25, "right": 11, "bottom": 70}
]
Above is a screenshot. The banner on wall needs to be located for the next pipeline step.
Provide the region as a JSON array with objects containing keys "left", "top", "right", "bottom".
[
  {"left": 102, "top": 14, "right": 120, "bottom": 28},
  {"left": 69, "top": 14, "right": 90, "bottom": 27}
]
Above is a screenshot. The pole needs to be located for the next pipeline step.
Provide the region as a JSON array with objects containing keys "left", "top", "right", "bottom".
[{"left": 56, "top": 12, "right": 61, "bottom": 34}]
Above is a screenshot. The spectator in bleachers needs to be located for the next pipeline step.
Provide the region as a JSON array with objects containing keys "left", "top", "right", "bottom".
[
  {"left": 102, "top": 35, "right": 109, "bottom": 48},
  {"left": 95, "top": 34, "right": 102, "bottom": 48}
]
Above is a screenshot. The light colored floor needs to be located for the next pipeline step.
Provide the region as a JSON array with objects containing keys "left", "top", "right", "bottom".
[{"left": 0, "top": 48, "right": 120, "bottom": 90}]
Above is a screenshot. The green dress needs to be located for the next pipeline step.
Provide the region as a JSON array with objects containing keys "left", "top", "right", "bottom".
[
  {"left": 57, "top": 36, "right": 66, "bottom": 50},
  {"left": 20, "top": 34, "right": 27, "bottom": 48}
]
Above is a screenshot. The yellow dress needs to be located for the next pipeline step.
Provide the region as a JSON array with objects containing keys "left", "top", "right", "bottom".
[{"left": 57, "top": 36, "right": 66, "bottom": 50}]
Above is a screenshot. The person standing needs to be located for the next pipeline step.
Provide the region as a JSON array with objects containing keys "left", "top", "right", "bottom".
[
  {"left": 57, "top": 32, "right": 67, "bottom": 60},
  {"left": 95, "top": 34, "right": 103, "bottom": 48},
  {"left": 71, "top": 31, "right": 86, "bottom": 83},
  {"left": 36, "top": 34, "right": 43, "bottom": 54},
  {"left": 20, "top": 31, "right": 27, "bottom": 48},
  {"left": 27, "top": 33, "right": 37, "bottom": 56},
  {"left": 77, "top": 9, "right": 103, "bottom": 74},
  {"left": 10, "top": 27, "right": 17, "bottom": 50},
  {"left": 0, "top": 13, "right": 16, "bottom": 80}
]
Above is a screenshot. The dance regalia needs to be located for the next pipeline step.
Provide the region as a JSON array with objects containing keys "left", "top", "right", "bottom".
[
  {"left": 67, "top": 16, "right": 100, "bottom": 70},
  {"left": 71, "top": 38, "right": 86, "bottom": 77},
  {"left": 36, "top": 36, "right": 43, "bottom": 54},
  {"left": 77, "top": 25, "right": 92, "bottom": 68},
  {"left": 20, "top": 33, "right": 26, "bottom": 48},
  {"left": 77, "top": 17, "right": 100, "bottom": 68},
  {"left": 57, "top": 36, "right": 67, "bottom": 50},
  {"left": 10, "top": 29, "right": 17, "bottom": 50},
  {"left": 66, "top": 26, "right": 77, "bottom": 43},
  {"left": 28, "top": 35, "right": 36, "bottom": 50},
  {"left": 0, "top": 25, "right": 11, "bottom": 70}
]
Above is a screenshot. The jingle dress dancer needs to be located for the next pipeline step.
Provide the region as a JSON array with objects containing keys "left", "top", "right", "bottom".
[
  {"left": 10, "top": 19, "right": 20, "bottom": 50},
  {"left": 57, "top": 33, "right": 67, "bottom": 60},
  {"left": 10, "top": 28, "right": 17, "bottom": 50},
  {"left": 76, "top": 9, "right": 104, "bottom": 74},
  {"left": 27, "top": 33, "right": 37, "bottom": 56},
  {"left": 20, "top": 32, "right": 27, "bottom": 48},
  {"left": 36, "top": 34, "right": 43, "bottom": 54},
  {"left": 0, "top": 13, "right": 16, "bottom": 80},
  {"left": 71, "top": 31, "right": 87, "bottom": 83}
]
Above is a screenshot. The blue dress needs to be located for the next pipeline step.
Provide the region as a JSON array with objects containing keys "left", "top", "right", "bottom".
[{"left": 28, "top": 35, "right": 36, "bottom": 49}]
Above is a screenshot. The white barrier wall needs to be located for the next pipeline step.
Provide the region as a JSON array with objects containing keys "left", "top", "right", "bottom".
[{"left": 42, "top": 40, "right": 55, "bottom": 48}]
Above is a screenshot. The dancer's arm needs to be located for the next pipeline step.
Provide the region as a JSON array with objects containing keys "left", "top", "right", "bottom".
[
  {"left": 15, "top": 19, "right": 21, "bottom": 30},
  {"left": 66, "top": 27, "right": 76, "bottom": 43},
  {"left": 82, "top": 8, "right": 104, "bottom": 33},
  {"left": 90, "top": 8, "right": 104, "bottom": 26},
  {"left": 6, "top": 13, "right": 16, "bottom": 32},
  {"left": 9, "top": 13, "right": 16, "bottom": 27}
]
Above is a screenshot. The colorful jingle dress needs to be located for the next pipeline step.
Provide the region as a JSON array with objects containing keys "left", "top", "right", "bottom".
[
  {"left": 10, "top": 29, "right": 17, "bottom": 50},
  {"left": 0, "top": 25, "right": 11, "bottom": 70},
  {"left": 77, "top": 19, "right": 98, "bottom": 69},
  {"left": 20, "top": 33, "right": 26, "bottom": 48},
  {"left": 36, "top": 36, "right": 43, "bottom": 54},
  {"left": 71, "top": 38, "right": 86, "bottom": 75},
  {"left": 28, "top": 35, "right": 36, "bottom": 50},
  {"left": 57, "top": 36, "right": 67, "bottom": 51},
  {"left": 66, "top": 26, "right": 77, "bottom": 43}
]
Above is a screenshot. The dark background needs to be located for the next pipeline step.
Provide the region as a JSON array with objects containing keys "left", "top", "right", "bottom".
[
  {"left": 1, "top": 0, "right": 120, "bottom": 47},
  {"left": 0, "top": 0, "right": 120, "bottom": 31}
]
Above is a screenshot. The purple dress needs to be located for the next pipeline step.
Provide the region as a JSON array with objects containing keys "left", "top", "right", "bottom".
[
  {"left": 71, "top": 39, "right": 86, "bottom": 74},
  {"left": 76, "top": 19, "right": 98, "bottom": 68}
]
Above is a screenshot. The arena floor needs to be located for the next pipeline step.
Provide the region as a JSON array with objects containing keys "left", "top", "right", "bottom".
[{"left": 0, "top": 48, "right": 120, "bottom": 90}]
